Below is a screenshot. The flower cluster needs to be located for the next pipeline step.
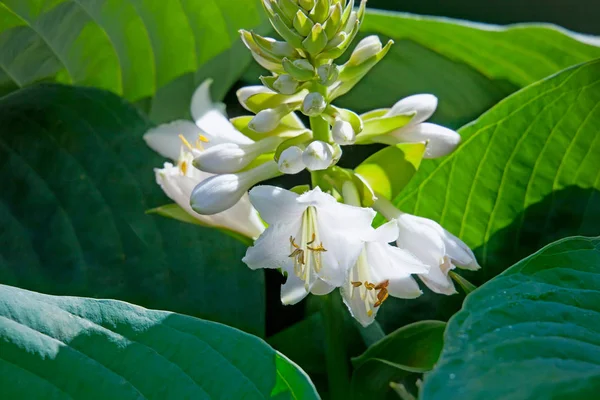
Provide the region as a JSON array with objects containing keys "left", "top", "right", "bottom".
[{"left": 144, "top": 0, "right": 479, "bottom": 326}]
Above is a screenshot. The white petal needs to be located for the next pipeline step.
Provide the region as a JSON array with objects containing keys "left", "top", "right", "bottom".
[
  {"left": 387, "top": 94, "right": 438, "bottom": 125},
  {"left": 194, "top": 137, "right": 281, "bottom": 174},
  {"left": 441, "top": 230, "right": 480, "bottom": 270},
  {"left": 310, "top": 192, "right": 376, "bottom": 235},
  {"left": 317, "top": 224, "right": 363, "bottom": 286},
  {"left": 248, "top": 185, "right": 306, "bottom": 225},
  {"left": 341, "top": 285, "right": 376, "bottom": 327},
  {"left": 310, "top": 279, "right": 336, "bottom": 296},
  {"left": 281, "top": 272, "right": 310, "bottom": 305},
  {"left": 190, "top": 79, "right": 226, "bottom": 122},
  {"left": 243, "top": 222, "right": 298, "bottom": 271},
  {"left": 419, "top": 259, "right": 457, "bottom": 295},
  {"left": 237, "top": 86, "right": 274, "bottom": 111},
  {"left": 348, "top": 35, "right": 383, "bottom": 66},
  {"left": 367, "top": 220, "right": 399, "bottom": 243},
  {"left": 396, "top": 214, "right": 446, "bottom": 269},
  {"left": 332, "top": 119, "right": 356, "bottom": 145},
  {"left": 144, "top": 120, "right": 201, "bottom": 161},
  {"left": 196, "top": 109, "right": 253, "bottom": 146},
  {"left": 391, "top": 123, "right": 460, "bottom": 159}
]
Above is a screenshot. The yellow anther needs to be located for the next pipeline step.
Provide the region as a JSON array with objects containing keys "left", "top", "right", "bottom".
[
  {"left": 179, "top": 161, "right": 188, "bottom": 176},
  {"left": 364, "top": 282, "right": 375, "bottom": 290},
  {"left": 198, "top": 134, "right": 209, "bottom": 143},
  {"left": 179, "top": 134, "right": 194, "bottom": 151},
  {"left": 307, "top": 233, "right": 316, "bottom": 245},
  {"left": 289, "top": 236, "right": 300, "bottom": 249},
  {"left": 307, "top": 242, "right": 327, "bottom": 252},
  {"left": 377, "top": 288, "right": 389, "bottom": 302},
  {"left": 351, "top": 281, "right": 362, "bottom": 287},
  {"left": 374, "top": 280, "right": 390, "bottom": 290},
  {"left": 367, "top": 310, "right": 373, "bottom": 317}
]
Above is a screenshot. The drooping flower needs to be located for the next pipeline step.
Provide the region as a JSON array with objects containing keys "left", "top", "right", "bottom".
[
  {"left": 144, "top": 79, "right": 265, "bottom": 239},
  {"left": 380, "top": 94, "right": 461, "bottom": 159},
  {"left": 341, "top": 221, "right": 429, "bottom": 327},
  {"left": 375, "top": 198, "right": 480, "bottom": 295},
  {"left": 243, "top": 186, "right": 376, "bottom": 305}
]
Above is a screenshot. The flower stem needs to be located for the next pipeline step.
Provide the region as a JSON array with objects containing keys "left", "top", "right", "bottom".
[
  {"left": 310, "top": 115, "right": 332, "bottom": 143},
  {"left": 321, "top": 292, "right": 352, "bottom": 400}
]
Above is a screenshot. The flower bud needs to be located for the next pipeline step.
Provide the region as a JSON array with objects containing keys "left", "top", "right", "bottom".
[
  {"left": 302, "top": 92, "right": 327, "bottom": 116},
  {"left": 278, "top": 146, "right": 306, "bottom": 174},
  {"left": 191, "top": 160, "right": 280, "bottom": 215},
  {"left": 273, "top": 74, "right": 300, "bottom": 95},
  {"left": 317, "top": 64, "right": 339, "bottom": 86},
  {"left": 293, "top": 9, "right": 314, "bottom": 37},
  {"left": 302, "top": 23, "right": 328, "bottom": 55},
  {"left": 193, "top": 136, "right": 282, "bottom": 174},
  {"left": 302, "top": 140, "right": 334, "bottom": 170},
  {"left": 249, "top": 103, "right": 298, "bottom": 133},
  {"left": 389, "top": 123, "right": 461, "bottom": 159},
  {"left": 282, "top": 58, "right": 315, "bottom": 81},
  {"left": 309, "top": 0, "right": 330, "bottom": 24},
  {"left": 332, "top": 119, "right": 356, "bottom": 145},
  {"left": 387, "top": 94, "right": 438, "bottom": 125},
  {"left": 298, "top": 0, "right": 316, "bottom": 11},
  {"left": 347, "top": 35, "right": 382, "bottom": 67}
]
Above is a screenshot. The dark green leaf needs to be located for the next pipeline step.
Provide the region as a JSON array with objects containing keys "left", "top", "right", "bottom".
[
  {"left": 0, "top": 84, "right": 265, "bottom": 336},
  {"left": 0, "top": 284, "right": 318, "bottom": 399},
  {"left": 351, "top": 321, "right": 445, "bottom": 400},
  {"left": 422, "top": 236, "right": 600, "bottom": 400}
]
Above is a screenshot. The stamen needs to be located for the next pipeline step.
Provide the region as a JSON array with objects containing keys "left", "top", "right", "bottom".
[
  {"left": 367, "top": 310, "right": 373, "bottom": 317},
  {"left": 377, "top": 288, "right": 389, "bottom": 302},
  {"left": 365, "top": 282, "right": 375, "bottom": 290},
  {"left": 179, "top": 160, "right": 188, "bottom": 175},
  {"left": 198, "top": 134, "right": 209, "bottom": 143},
  {"left": 307, "top": 243, "right": 327, "bottom": 252},
  {"left": 374, "top": 280, "right": 389, "bottom": 290},
  {"left": 178, "top": 134, "right": 193, "bottom": 151},
  {"left": 289, "top": 236, "right": 299, "bottom": 249},
  {"left": 351, "top": 281, "right": 362, "bottom": 287}
]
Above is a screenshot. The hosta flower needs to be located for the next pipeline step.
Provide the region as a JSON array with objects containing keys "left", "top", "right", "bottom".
[
  {"left": 243, "top": 186, "right": 376, "bottom": 305},
  {"left": 382, "top": 94, "right": 461, "bottom": 159},
  {"left": 144, "top": 79, "right": 265, "bottom": 239},
  {"left": 342, "top": 221, "right": 429, "bottom": 327},
  {"left": 395, "top": 213, "right": 480, "bottom": 294}
]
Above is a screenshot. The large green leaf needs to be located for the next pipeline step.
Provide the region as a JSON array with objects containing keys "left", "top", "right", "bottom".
[
  {"left": 351, "top": 321, "right": 445, "bottom": 400},
  {"left": 391, "top": 59, "right": 600, "bottom": 280},
  {"left": 0, "top": 284, "right": 318, "bottom": 399},
  {"left": 336, "top": 11, "right": 600, "bottom": 129},
  {"left": 0, "top": 84, "right": 265, "bottom": 336},
  {"left": 0, "top": 0, "right": 267, "bottom": 119},
  {"left": 422, "top": 236, "right": 600, "bottom": 400}
]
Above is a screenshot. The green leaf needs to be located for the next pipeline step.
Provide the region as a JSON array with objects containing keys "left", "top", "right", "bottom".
[
  {"left": 355, "top": 143, "right": 426, "bottom": 201},
  {"left": 351, "top": 321, "right": 446, "bottom": 400},
  {"left": 0, "top": 0, "right": 268, "bottom": 120},
  {"left": 389, "top": 59, "right": 600, "bottom": 282},
  {"left": 422, "top": 236, "right": 600, "bottom": 400},
  {"left": 336, "top": 11, "right": 600, "bottom": 128},
  {"left": 0, "top": 84, "right": 265, "bottom": 336},
  {"left": 0, "top": 284, "right": 318, "bottom": 399}
]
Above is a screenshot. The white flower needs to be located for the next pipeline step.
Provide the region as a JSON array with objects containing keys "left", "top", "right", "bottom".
[
  {"left": 243, "top": 186, "right": 376, "bottom": 305},
  {"left": 154, "top": 150, "right": 265, "bottom": 239},
  {"left": 190, "top": 161, "right": 280, "bottom": 215},
  {"left": 278, "top": 146, "right": 306, "bottom": 174},
  {"left": 302, "top": 141, "right": 334, "bottom": 171},
  {"left": 341, "top": 221, "right": 429, "bottom": 327},
  {"left": 384, "top": 94, "right": 461, "bottom": 159},
  {"left": 347, "top": 35, "right": 383, "bottom": 67},
  {"left": 375, "top": 198, "right": 480, "bottom": 295},
  {"left": 144, "top": 79, "right": 264, "bottom": 239},
  {"left": 144, "top": 80, "right": 252, "bottom": 161},
  {"left": 395, "top": 214, "right": 480, "bottom": 295}
]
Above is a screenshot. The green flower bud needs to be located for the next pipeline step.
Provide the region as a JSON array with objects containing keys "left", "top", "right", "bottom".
[
  {"left": 278, "top": 0, "right": 301, "bottom": 22},
  {"left": 282, "top": 58, "right": 315, "bottom": 81},
  {"left": 293, "top": 9, "right": 314, "bottom": 36},
  {"left": 302, "top": 92, "right": 327, "bottom": 116},
  {"left": 273, "top": 74, "right": 301, "bottom": 95},
  {"left": 323, "top": 3, "right": 343, "bottom": 39},
  {"left": 309, "top": 0, "right": 331, "bottom": 24},
  {"left": 302, "top": 23, "right": 328, "bottom": 55},
  {"left": 298, "top": 0, "right": 316, "bottom": 11},
  {"left": 317, "top": 64, "right": 339, "bottom": 86}
]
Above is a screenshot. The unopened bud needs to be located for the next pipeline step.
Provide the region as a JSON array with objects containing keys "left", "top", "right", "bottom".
[
  {"left": 302, "top": 140, "right": 334, "bottom": 170},
  {"left": 348, "top": 35, "right": 382, "bottom": 67},
  {"left": 332, "top": 119, "right": 356, "bottom": 145},
  {"left": 191, "top": 161, "right": 280, "bottom": 215},
  {"left": 249, "top": 108, "right": 284, "bottom": 133},
  {"left": 278, "top": 146, "right": 306, "bottom": 174},
  {"left": 298, "top": 0, "right": 316, "bottom": 11},
  {"left": 282, "top": 58, "right": 315, "bottom": 81},
  {"left": 273, "top": 75, "right": 300, "bottom": 95},
  {"left": 317, "top": 64, "right": 339, "bottom": 86},
  {"left": 193, "top": 137, "right": 282, "bottom": 174},
  {"left": 302, "top": 92, "right": 327, "bottom": 116},
  {"left": 387, "top": 94, "right": 438, "bottom": 125}
]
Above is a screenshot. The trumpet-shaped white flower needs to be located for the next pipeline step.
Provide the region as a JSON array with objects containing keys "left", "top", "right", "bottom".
[
  {"left": 144, "top": 80, "right": 252, "bottom": 161},
  {"left": 375, "top": 198, "right": 480, "bottom": 295},
  {"left": 154, "top": 150, "right": 265, "bottom": 239},
  {"left": 341, "top": 222, "right": 429, "bottom": 327},
  {"left": 303, "top": 141, "right": 334, "bottom": 171},
  {"left": 278, "top": 146, "right": 306, "bottom": 174},
  {"left": 193, "top": 136, "right": 283, "bottom": 174},
  {"left": 191, "top": 161, "right": 280, "bottom": 215},
  {"left": 383, "top": 94, "right": 461, "bottom": 159},
  {"left": 243, "top": 186, "right": 376, "bottom": 305}
]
